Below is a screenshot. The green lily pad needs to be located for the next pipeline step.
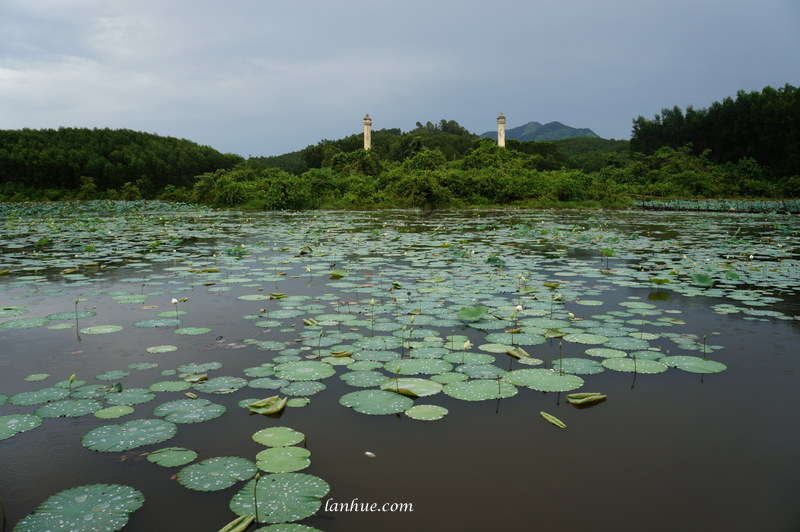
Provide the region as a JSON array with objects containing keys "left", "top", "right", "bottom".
[
  {"left": 661, "top": 356, "right": 727, "bottom": 374},
  {"left": 24, "top": 373, "right": 50, "bottom": 382},
  {"left": 193, "top": 376, "right": 248, "bottom": 394},
  {"left": 340, "top": 370, "right": 390, "bottom": 388},
  {"left": 94, "top": 405, "right": 135, "bottom": 419},
  {"left": 153, "top": 398, "right": 226, "bottom": 423},
  {"left": 229, "top": 473, "right": 330, "bottom": 523},
  {"left": 405, "top": 404, "right": 449, "bottom": 421},
  {"left": 9, "top": 387, "right": 69, "bottom": 406},
  {"left": 563, "top": 333, "right": 608, "bottom": 345},
  {"left": 0, "top": 317, "right": 50, "bottom": 329},
  {"left": 146, "top": 447, "right": 198, "bottom": 467},
  {"left": 274, "top": 361, "right": 335, "bottom": 381},
  {"left": 256, "top": 446, "right": 311, "bottom": 473},
  {"left": 256, "top": 525, "right": 323, "bottom": 532},
  {"left": 80, "top": 325, "right": 124, "bottom": 335},
  {"left": 601, "top": 358, "right": 668, "bottom": 374},
  {"left": 35, "top": 399, "right": 103, "bottom": 418},
  {"left": 380, "top": 378, "right": 443, "bottom": 397},
  {"left": 149, "top": 380, "right": 192, "bottom": 392},
  {"left": 96, "top": 370, "right": 131, "bottom": 381},
  {"left": 442, "top": 379, "right": 518, "bottom": 401},
  {"left": 145, "top": 345, "right": 178, "bottom": 354},
  {"left": 177, "top": 456, "right": 257, "bottom": 491},
  {"left": 503, "top": 368, "right": 584, "bottom": 392},
  {"left": 253, "top": 426, "right": 306, "bottom": 447},
  {"left": 173, "top": 327, "right": 212, "bottom": 335},
  {"left": 105, "top": 388, "right": 156, "bottom": 406},
  {"left": 280, "top": 381, "right": 327, "bottom": 396},
  {"left": 550, "top": 358, "right": 605, "bottom": 375},
  {"left": 133, "top": 318, "right": 182, "bottom": 328},
  {"left": 585, "top": 347, "right": 627, "bottom": 358},
  {"left": 13, "top": 484, "right": 144, "bottom": 532},
  {"left": 81, "top": 418, "right": 177, "bottom": 452},
  {"left": 385, "top": 359, "right": 453, "bottom": 375},
  {"left": 0, "top": 413, "right": 42, "bottom": 440},
  {"left": 339, "top": 389, "right": 414, "bottom": 415}
]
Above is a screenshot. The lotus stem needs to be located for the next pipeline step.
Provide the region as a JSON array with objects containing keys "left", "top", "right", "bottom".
[{"left": 253, "top": 472, "right": 261, "bottom": 527}]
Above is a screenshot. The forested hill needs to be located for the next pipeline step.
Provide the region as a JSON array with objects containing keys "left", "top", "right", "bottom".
[
  {"left": 0, "top": 128, "right": 243, "bottom": 198},
  {"left": 481, "top": 121, "right": 600, "bottom": 141}
]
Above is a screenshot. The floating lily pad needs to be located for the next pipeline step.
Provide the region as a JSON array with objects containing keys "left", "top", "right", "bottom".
[
  {"left": 146, "top": 447, "right": 198, "bottom": 467},
  {"left": 178, "top": 362, "right": 223, "bottom": 373},
  {"left": 80, "top": 325, "right": 124, "bottom": 335},
  {"left": 253, "top": 426, "right": 306, "bottom": 447},
  {"left": 380, "top": 378, "right": 443, "bottom": 397},
  {"left": 149, "top": 380, "right": 192, "bottom": 392},
  {"left": 9, "top": 387, "right": 69, "bottom": 406},
  {"left": 133, "top": 318, "right": 182, "bottom": 328},
  {"left": 661, "top": 356, "right": 727, "bottom": 374},
  {"left": 340, "top": 370, "right": 389, "bottom": 388},
  {"left": 0, "top": 317, "right": 50, "bottom": 329},
  {"left": 81, "top": 418, "right": 177, "bottom": 452},
  {"left": 563, "top": 333, "right": 608, "bottom": 345},
  {"left": 405, "top": 404, "right": 449, "bottom": 421},
  {"left": 193, "top": 376, "right": 248, "bottom": 394},
  {"left": 442, "top": 379, "right": 518, "bottom": 401},
  {"left": 45, "top": 311, "right": 97, "bottom": 320},
  {"left": 280, "top": 381, "right": 326, "bottom": 396},
  {"left": 585, "top": 347, "right": 627, "bottom": 358},
  {"left": 36, "top": 399, "right": 103, "bottom": 418},
  {"left": 385, "top": 359, "right": 453, "bottom": 376},
  {"left": 24, "top": 373, "right": 50, "bottom": 382},
  {"left": 105, "top": 388, "right": 156, "bottom": 406},
  {"left": 177, "top": 456, "right": 257, "bottom": 491},
  {"left": 274, "top": 361, "right": 335, "bottom": 381},
  {"left": 229, "top": 473, "right": 330, "bottom": 523},
  {"left": 13, "top": 484, "right": 144, "bottom": 532},
  {"left": 550, "top": 358, "right": 605, "bottom": 375},
  {"left": 602, "top": 358, "right": 668, "bottom": 374},
  {"left": 256, "top": 446, "right": 311, "bottom": 473},
  {"left": 145, "top": 345, "right": 178, "bottom": 354},
  {"left": 173, "top": 327, "right": 212, "bottom": 335},
  {"left": 153, "top": 398, "right": 226, "bottom": 423},
  {"left": 96, "top": 370, "right": 131, "bottom": 381},
  {"left": 339, "top": 389, "right": 414, "bottom": 415},
  {"left": 503, "top": 368, "right": 584, "bottom": 392},
  {"left": 0, "top": 413, "right": 42, "bottom": 440},
  {"left": 94, "top": 405, "right": 135, "bottom": 419}
]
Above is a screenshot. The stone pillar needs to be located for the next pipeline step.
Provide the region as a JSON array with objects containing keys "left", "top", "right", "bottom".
[
  {"left": 363, "top": 114, "right": 372, "bottom": 150},
  {"left": 497, "top": 113, "right": 506, "bottom": 148}
]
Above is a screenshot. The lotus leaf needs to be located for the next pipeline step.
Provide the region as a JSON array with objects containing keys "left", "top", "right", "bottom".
[
  {"left": 244, "top": 365, "right": 276, "bottom": 377},
  {"left": 256, "top": 446, "right": 311, "bottom": 473},
  {"left": 194, "top": 376, "right": 248, "bottom": 394},
  {"left": 380, "top": 378, "right": 443, "bottom": 397},
  {"left": 339, "top": 389, "right": 414, "bottom": 415},
  {"left": 24, "top": 373, "right": 50, "bottom": 382},
  {"left": 0, "top": 413, "right": 42, "bottom": 440},
  {"left": 457, "top": 306, "right": 489, "bottom": 322},
  {"left": 94, "top": 405, "right": 135, "bottom": 419},
  {"left": 249, "top": 378, "right": 290, "bottom": 390},
  {"left": 443, "top": 352, "right": 495, "bottom": 365},
  {"left": 35, "top": 399, "right": 103, "bottom": 418},
  {"left": 442, "top": 379, "right": 518, "bottom": 401},
  {"left": 105, "top": 388, "right": 156, "bottom": 406},
  {"left": 247, "top": 396, "right": 288, "bottom": 415},
  {"left": 133, "top": 318, "right": 182, "bottom": 328},
  {"left": 80, "top": 325, "right": 124, "bottom": 334},
  {"left": 431, "top": 372, "right": 469, "bottom": 384},
  {"left": 13, "top": 484, "right": 144, "bottom": 532},
  {"left": 96, "top": 370, "right": 131, "bottom": 381},
  {"left": 0, "top": 317, "right": 50, "bottom": 329},
  {"left": 145, "top": 344, "right": 178, "bottom": 354},
  {"left": 229, "top": 473, "right": 330, "bottom": 523},
  {"left": 179, "top": 362, "right": 223, "bottom": 373},
  {"left": 146, "top": 447, "right": 198, "bottom": 467},
  {"left": 661, "top": 356, "right": 727, "bottom": 373},
  {"left": 585, "top": 347, "right": 627, "bottom": 358},
  {"left": 149, "top": 380, "right": 192, "bottom": 392},
  {"left": 478, "top": 343, "right": 514, "bottom": 353},
  {"left": 280, "top": 381, "right": 326, "bottom": 396},
  {"left": 340, "top": 370, "right": 392, "bottom": 388},
  {"left": 9, "top": 387, "right": 68, "bottom": 406},
  {"left": 384, "top": 359, "right": 453, "bottom": 376},
  {"left": 563, "top": 333, "right": 608, "bottom": 345},
  {"left": 503, "top": 368, "right": 584, "bottom": 392},
  {"left": 601, "top": 358, "right": 668, "bottom": 374},
  {"left": 177, "top": 456, "right": 257, "bottom": 492},
  {"left": 274, "top": 361, "right": 335, "bottom": 381},
  {"left": 550, "top": 358, "right": 605, "bottom": 375},
  {"left": 252, "top": 426, "right": 305, "bottom": 447},
  {"left": 255, "top": 525, "right": 323, "bottom": 532},
  {"left": 82, "top": 418, "right": 177, "bottom": 452},
  {"left": 154, "top": 398, "right": 226, "bottom": 423},
  {"left": 405, "top": 404, "right": 449, "bottom": 421},
  {"left": 455, "top": 363, "right": 506, "bottom": 379}
]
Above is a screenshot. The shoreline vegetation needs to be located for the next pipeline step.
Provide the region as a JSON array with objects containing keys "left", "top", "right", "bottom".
[{"left": 0, "top": 84, "right": 797, "bottom": 212}]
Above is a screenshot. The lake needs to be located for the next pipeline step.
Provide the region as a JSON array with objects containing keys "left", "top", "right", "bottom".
[{"left": 1, "top": 203, "right": 799, "bottom": 532}]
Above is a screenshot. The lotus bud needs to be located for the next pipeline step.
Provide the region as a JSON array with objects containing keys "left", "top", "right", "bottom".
[
  {"left": 364, "top": 451, "right": 376, "bottom": 458},
  {"left": 515, "top": 305, "right": 523, "bottom": 312},
  {"left": 69, "top": 373, "right": 76, "bottom": 382},
  {"left": 171, "top": 298, "right": 179, "bottom": 305}
]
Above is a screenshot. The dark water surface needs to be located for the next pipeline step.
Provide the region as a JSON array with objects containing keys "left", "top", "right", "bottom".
[{"left": 1, "top": 208, "right": 799, "bottom": 532}]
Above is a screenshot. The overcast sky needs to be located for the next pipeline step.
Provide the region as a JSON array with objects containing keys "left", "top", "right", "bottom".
[{"left": 1, "top": 1, "right": 798, "bottom": 157}]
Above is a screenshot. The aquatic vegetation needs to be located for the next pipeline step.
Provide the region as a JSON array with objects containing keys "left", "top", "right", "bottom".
[{"left": 1, "top": 204, "right": 798, "bottom": 530}]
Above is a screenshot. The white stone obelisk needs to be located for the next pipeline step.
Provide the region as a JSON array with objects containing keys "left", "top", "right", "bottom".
[
  {"left": 363, "top": 114, "right": 372, "bottom": 150},
  {"left": 497, "top": 113, "right": 506, "bottom": 148}
]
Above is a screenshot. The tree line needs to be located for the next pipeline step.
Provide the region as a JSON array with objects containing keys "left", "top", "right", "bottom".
[{"left": 0, "top": 84, "right": 797, "bottom": 208}]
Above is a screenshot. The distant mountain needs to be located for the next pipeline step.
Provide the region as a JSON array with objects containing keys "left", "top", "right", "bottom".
[{"left": 481, "top": 121, "right": 600, "bottom": 142}]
